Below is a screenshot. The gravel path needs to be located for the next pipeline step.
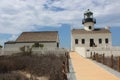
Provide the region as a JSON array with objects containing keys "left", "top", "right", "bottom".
[{"left": 70, "top": 52, "right": 120, "bottom": 80}]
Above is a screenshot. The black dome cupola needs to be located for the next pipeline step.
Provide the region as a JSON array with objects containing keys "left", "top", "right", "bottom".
[
  {"left": 82, "top": 9, "right": 96, "bottom": 24},
  {"left": 82, "top": 9, "right": 96, "bottom": 31}
]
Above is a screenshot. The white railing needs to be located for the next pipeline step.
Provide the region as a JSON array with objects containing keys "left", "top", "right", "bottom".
[
  {"left": 75, "top": 47, "right": 120, "bottom": 58},
  {"left": 86, "top": 47, "right": 120, "bottom": 57}
]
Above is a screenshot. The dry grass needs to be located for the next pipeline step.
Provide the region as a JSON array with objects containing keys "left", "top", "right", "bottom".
[{"left": 0, "top": 52, "right": 68, "bottom": 80}]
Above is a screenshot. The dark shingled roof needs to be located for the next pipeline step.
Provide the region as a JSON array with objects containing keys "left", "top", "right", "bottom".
[
  {"left": 5, "top": 41, "right": 16, "bottom": 44},
  {"left": 72, "top": 28, "right": 111, "bottom": 34},
  {"left": 15, "top": 31, "right": 59, "bottom": 42}
]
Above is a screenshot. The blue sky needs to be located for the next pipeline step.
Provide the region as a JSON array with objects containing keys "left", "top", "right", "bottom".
[{"left": 0, "top": 0, "right": 120, "bottom": 49}]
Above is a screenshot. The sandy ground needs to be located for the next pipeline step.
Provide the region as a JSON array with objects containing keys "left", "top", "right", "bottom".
[{"left": 70, "top": 52, "right": 120, "bottom": 80}]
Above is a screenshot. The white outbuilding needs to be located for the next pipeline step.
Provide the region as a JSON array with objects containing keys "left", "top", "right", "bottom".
[{"left": 4, "top": 31, "right": 59, "bottom": 52}]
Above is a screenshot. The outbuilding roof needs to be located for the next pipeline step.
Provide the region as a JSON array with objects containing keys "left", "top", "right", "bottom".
[
  {"left": 16, "top": 31, "right": 59, "bottom": 42},
  {"left": 5, "top": 31, "right": 59, "bottom": 44}
]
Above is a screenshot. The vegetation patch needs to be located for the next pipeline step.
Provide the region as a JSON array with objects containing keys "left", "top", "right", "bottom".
[{"left": 0, "top": 52, "right": 69, "bottom": 80}]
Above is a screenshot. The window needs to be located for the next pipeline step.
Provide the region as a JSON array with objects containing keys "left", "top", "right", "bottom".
[
  {"left": 89, "top": 26, "right": 92, "bottom": 29},
  {"left": 57, "top": 43, "right": 59, "bottom": 48},
  {"left": 82, "top": 39, "right": 85, "bottom": 44},
  {"left": 99, "top": 39, "right": 102, "bottom": 44},
  {"left": 26, "top": 45, "right": 29, "bottom": 49},
  {"left": 75, "top": 39, "right": 78, "bottom": 44},
  {"left": 105, "top": 38, "right": 109, "bottom": 44}
]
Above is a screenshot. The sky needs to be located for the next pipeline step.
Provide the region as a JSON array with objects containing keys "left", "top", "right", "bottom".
[{"left": 0, "top": 0, "right": 120, "bottom": 49}]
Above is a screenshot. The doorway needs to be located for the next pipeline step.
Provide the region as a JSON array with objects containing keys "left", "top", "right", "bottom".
[{"left": 90, "top": 39, "right": 94, "bottom": 47}]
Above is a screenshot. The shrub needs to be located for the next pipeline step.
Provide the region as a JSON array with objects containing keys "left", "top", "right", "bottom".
[
  {"left": 20, "top": 46, "right": 25, "bottom": 52},
  {"left": 0, "top": 45, "right": 2, "bottom": 48},
  {"left": 32, "top": 42, "right": 40, "bottom": 47},
  {"left": 19, "top": 46, "right": 32, "bottom": 56},
  {"left": 39, "top": 44, "right": 44, "bottom": 48},
  {"left": 32, "top": 43, "right": 44, "bottom": 48}
]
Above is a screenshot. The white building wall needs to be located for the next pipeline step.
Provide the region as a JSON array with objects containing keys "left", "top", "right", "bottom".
[
  {"left": 72, "top": 33, "right": 112, "bottom": 51},
  {"left": 4, "top": 42, "right": 57, "bottom": 51},
  {"left": 75, "top": 47, "right": 86, "bottom": 57},
  {"left": 84, "top": 22, "right": 94, "bottom": 31}
]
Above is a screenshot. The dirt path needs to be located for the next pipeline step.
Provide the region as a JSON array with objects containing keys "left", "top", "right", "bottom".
[{"left": 70, "top": 52, "right": 120, "bottom": 80}]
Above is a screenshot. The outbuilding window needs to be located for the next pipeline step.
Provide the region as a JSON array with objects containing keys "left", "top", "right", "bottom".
[
  {"left": 99, "top": 39, "right": 102, "bottom": 44},
  {"left": 105, "top": 38, "right": 109, "bottom": 44},
  {"left": 75, "top": 39, "right": 78, "bottom": 44},
  {"left": 82, "top": 39, "right": 85, "bottom": 44},
  {"left": 57, "top": 43, "right": 59, "bottom": 48}
]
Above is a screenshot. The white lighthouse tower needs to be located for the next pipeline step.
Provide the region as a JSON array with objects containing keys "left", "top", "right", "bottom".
[{"left": 82, "top": 9, "right": 96, "bottom": 31}]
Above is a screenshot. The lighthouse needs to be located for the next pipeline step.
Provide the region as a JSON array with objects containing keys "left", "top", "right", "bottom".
[
  {"left": 71, "top": 9, "right": 112, "bottom": 52},
  {"left": 82, "top": 9, "right": 96, "bottom": 31}
]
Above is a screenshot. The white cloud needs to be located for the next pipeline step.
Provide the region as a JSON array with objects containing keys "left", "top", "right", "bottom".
[{"left": 0, "top": 0, "right": 120, "bottom": 35}]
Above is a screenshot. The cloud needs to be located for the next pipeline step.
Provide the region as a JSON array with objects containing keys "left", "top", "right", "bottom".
[{"left": 0, "top": 0, "right": 120, "bottom": 36}]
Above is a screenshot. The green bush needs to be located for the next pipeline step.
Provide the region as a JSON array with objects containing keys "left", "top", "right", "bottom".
[
  {"left": 32, "top": 43, "right": 44, "bottom": 48},
  {"left": 0, "top": 45, "right": 2, "bottom": 48},
  {"left": 32, "top": 42, "right": 40, "bottom": 47},
  {"left": 39, "top": 44, "right": 44, "bottom": 48}
]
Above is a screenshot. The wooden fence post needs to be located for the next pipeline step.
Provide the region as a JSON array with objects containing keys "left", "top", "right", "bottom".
[
  {"left": 66, "top": 52, "right": 69, "bottom": 73},
  {"left": 95, "top": 53, "right": 98, "bottom": 61},
  {"left": 93, "top": 52, "right": 95, "bottom": 60},
  {"left": 110, "top": 54, "right": 113, "bottom": 68},
  {"left": 102, "top": 54, "right": 105, "bottom": 64},
  {"left": 118, "top": 56, "right": 120, "bottom": 72},
  {"left": 97, "top": 53, "right": 99, "bottom": 62},
  {"left": 90, "top": 52, "right": 92, "bottom": 59},
  {"left": 62, "top": 61, "right": 67, "bottom": 80}
]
